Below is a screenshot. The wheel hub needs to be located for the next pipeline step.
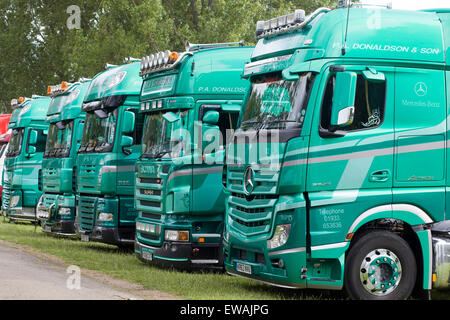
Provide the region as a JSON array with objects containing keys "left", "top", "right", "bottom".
[{"left": 359, "top": 248, "right": 402, "bottom": 296}]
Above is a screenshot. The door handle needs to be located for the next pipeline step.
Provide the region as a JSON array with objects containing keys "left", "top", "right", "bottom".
[{"left": 369, "top": 170, "right": 390, "bottom": 182}]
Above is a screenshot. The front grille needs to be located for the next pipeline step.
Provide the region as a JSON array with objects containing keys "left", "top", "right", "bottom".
[
  {"left": 72, "top": 166, "right": 77, "bottom": 192},
  {"left": 140, "top": 177, "right": 162, "bottom": 184},
  {"left": 140, "top": 200, "right": 161, "bottom": 208},
  {"left": 227, "top": 166, "right": 279, "bottom": 237},
  {"left": 142, "top": 212, "right": 161, "bottom": 220},
  {"left": 79, "top": 197, "right": 96, "bottom": 232},
  {"left": 232, "top": 217, "right": 269, "bottom": 228},
  {"left": 2, "top": 185, "right": 11, "bottom": 210},
  {"left": 135, "top": 172, "right": 164, "bottom": 214},
  {"left": 232, "top": 192, "right": 278, "bottom": 200},
  {"left": 140, "top": 189, "right": 161, "bottom": 196},
  {"left": 235, "top": 205, "right": 266, "bottom": 214},
  {"left": 139, "top": 232, "right": 159, "bottom": 241}
]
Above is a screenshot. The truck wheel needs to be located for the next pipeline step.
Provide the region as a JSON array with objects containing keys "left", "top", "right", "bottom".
[{"left": 344, "top": 230, "right": 416, "bottom": 300}]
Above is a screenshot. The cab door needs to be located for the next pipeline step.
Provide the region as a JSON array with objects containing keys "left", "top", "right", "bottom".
[
  {"left": 393, "top": 68, "right": 446, "bottom": 222},
  {"left": 192, "top": 102, "right": 241, "bottom": 217},
  {"left": 306, "top": 65, "right": 395, "bottom": 248}
]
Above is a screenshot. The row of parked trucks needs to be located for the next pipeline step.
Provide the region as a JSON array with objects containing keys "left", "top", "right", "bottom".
[{"left": 2, "top": 4, "right": 450, "bottom": 300}]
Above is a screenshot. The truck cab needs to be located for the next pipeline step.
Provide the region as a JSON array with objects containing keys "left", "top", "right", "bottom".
[
  {"left": 223, "top": 5, "right": 450, "bottom": 299},
  {"left": 37, "top": 80, "right": 91, "bottom": 235},
  {"left": 2, "top": 96, "right": 50, "bottom": 222},
  {"left": 134, "top": 44, "right": 253, "bottom": 269},
  {"left": 76, "top": 60, "right": 143, "bottom": 247}
]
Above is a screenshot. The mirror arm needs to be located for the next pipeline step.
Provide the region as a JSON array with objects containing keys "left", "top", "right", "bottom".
[
  {"left": 319, "top": 127, "right": 347, "bottom": 138},
  {"left": 122, "top": 147, "right": 132, "bottom": 155}
]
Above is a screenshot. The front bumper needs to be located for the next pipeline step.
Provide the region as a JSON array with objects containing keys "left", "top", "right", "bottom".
[
  {"left": 42, "top": 219, "right": 76, "bottom": 236},
  {"left": 79, "top": 226, "right": 135, "bottom": 246},
  {"left": 135, "top": 237, "right": 223, "bottom": 270},
  {"left": 6, "top": 207, "right": 37, "bottom": 222},
  {"left": 223, "top": 238, "right": 308, "bottom": 289},
  {"left": 38, "top": 194, "right": 77, "bottom": 236}
]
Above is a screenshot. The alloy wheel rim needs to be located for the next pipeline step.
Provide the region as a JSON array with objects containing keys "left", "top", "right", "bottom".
[{"left": 359, "top": 248, "right": 402, "bottom": 296}]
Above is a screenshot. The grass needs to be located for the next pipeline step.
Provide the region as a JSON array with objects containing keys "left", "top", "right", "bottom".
[
  {"left": 0, "top": 219, "right": 341, "bottom": 300},
  {"left": 0, "top": 219, "right": 449, "bottom": 300}
]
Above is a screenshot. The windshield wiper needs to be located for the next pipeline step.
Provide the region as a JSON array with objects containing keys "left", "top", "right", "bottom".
[{"left": 154, "top": 150, "right": 171, "bottom": 159}]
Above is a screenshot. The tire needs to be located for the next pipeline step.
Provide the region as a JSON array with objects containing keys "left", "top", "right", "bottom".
[{"left": 344, "top": 230, "right": 417, "bottom": 300}]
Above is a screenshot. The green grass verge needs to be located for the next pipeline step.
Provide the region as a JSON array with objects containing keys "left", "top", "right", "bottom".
[
  {"left": 0, "top": 220, "right": 339, "bottom": 300},
  {"left": 0, "top": 220, "right": 449, "bottom": 300}
]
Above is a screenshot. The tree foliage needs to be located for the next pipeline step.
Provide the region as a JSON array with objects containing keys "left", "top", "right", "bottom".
[{"left": 0, "top": 0, "right": 339, "bottom": 113}]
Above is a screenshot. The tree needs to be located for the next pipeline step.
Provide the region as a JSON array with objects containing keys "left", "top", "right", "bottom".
[{"left": 0, "top": 0, "right": 342, "bottom": 113}]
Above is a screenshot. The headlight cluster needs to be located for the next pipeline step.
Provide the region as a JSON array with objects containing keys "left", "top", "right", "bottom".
[
  {"left": 58, "top": 207, "right": 71, "bottom": 216},
  {"left": 165, "top": 230, "right": 189, "bottom": 242},
  {"left": 10, "top": 195, "right": 20, "bottom": 208},
  {"left": 37, "top": 208, "right": 49, "bottom": 219},
  {"left": 267, "top": 224, "right": 291, "bottom": 249},
  {"left": 98, "top": 212, "right": 114, "bottom": 221}
]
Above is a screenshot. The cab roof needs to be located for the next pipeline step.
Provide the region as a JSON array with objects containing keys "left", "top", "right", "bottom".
[
  {"left": 251, "top": 7, "right": 447, "bottom": 66},
  {"left": 46, "top": 80, "right": 91, "bottom": 123},
  {"left": 84, "top": 62, "right": 143, "bottom": 103},
  {"left": 140, "top": 46, "right": 253, "bottom": 102},
  {"left": 9, "top": 96, "right": 51, "bottom": 129}
]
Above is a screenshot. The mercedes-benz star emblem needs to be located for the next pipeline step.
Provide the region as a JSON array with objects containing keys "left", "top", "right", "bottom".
[{"left": 243, "top": 166, "right": 255, "bottom": 195}]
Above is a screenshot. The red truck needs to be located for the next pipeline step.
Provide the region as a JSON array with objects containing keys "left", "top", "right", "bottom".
[{"left": 0, "top": 114, "right": 12, "bottom": 202}]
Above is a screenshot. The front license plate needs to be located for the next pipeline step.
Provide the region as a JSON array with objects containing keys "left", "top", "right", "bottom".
[
  {"left": 81, "top": 234, "right": 89, "bottom": 242},
  {"left": 236, "top": 262, "right": 252, "bottom": 274},
  {"left": 142, "top": 250, "right": 153, "bottom": 261}
]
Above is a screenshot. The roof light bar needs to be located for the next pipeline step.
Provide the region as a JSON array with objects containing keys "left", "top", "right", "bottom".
[
  {"left": 140, "top": 50, "right": 185, "bottom": 76},
  {"left": 11, "top": 97, "right": 26, "bottom": 108},
  {"left": 255, "top": 8, "right": 330, "bottom": 39},
  {"left": 185, "top": 40, "right": 244, "bottom": 52},
  {"left": 47, "top": 81, "right": 72, "bottom": 96}
]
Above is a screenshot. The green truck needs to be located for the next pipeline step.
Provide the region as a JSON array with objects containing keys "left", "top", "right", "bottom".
[
  {"left": 2, "top": 96, "right": 51, "bottom": 222},
  {"left": 76, "top": 60, "right": 144, "bottom": 247},
  {"left": 134, "top": 43, "right": 252, "bottom": 269},
  {"left": 37, "top": 80, "right": 91, "bottom": 235},
  {"left": 223, "top": 5, "right": 450, "bottom": 299}
]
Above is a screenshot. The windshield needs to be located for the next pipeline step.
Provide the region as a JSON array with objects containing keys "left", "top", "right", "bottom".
[
  {"left": 79, "top": 108, "right": 118, "bottom": 153},
  {"left": 44, "top": 121, "right": 74, "bottom": 158},
  {"left": 6, "top": 128, "right": 24, "bottom": 158},
  {"left": 240, "top": 72, "right": 315, "bottom": 131},
  {"left": 141, "top": 110, "right": 188, "bottom": 159}
]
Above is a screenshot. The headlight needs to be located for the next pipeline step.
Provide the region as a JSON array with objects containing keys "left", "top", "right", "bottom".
[
  {"left": 58, "top": 207, "right": 71, "bottom": 216},
  {"left": 98, "top": 212, "right": 113, "bottom": 221},
  {"left": 267, "top": 224, "right": 291, "bottom": 249},
  {"left": 10, "top": 195, "right": 20, "bottom": 208},
  {"left": 165, "top": 230, "right": 189, "bottom": 242}
]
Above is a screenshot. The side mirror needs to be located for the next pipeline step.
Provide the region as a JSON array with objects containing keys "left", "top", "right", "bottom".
[
  {"left": 27, "top": 145, "right": 36, "bottom": 156},
  {"left": 330, "top": 72, "right": 357, "bottom": 128},
  {"left": 120, "top": 135, "right": 133, "bottom": 148},
  {"left": 202, "top": 110, "right": 219, "bottom": 125},
  {"left": 122, "top": 110, "right": 135, "bottom": 135},
  {"left": 28, "top": 129, "right": 38, "bottom": 146},
  {"left": 163, "top": 112, "right": 182, "bottom": 133}
]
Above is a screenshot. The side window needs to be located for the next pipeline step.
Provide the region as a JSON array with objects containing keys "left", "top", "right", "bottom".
[
  {"left": 321, "top": 74, "right": 386, "bottom": 132},
  {"left": 128, "top": 109, "right": 145, "bottom": 146},
  {"left": 200, "top": 105, "right": 240, "bottom": 143},
  {"left": 31, "top": 129, "right": 47, "bottom": 153}
]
